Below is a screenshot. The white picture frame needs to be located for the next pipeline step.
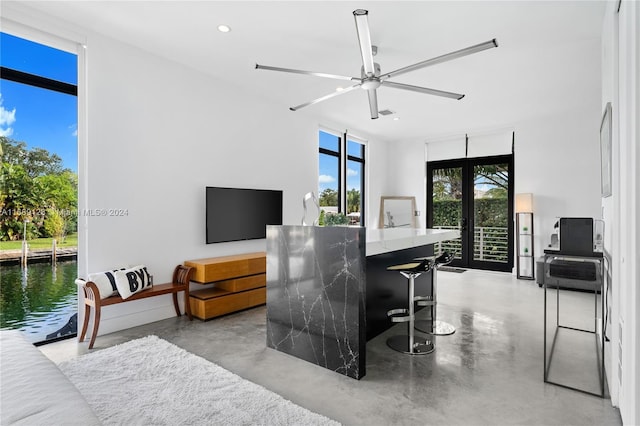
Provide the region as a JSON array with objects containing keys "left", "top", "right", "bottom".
[
  {"left": 600, "top": 102, "right": 612, "bottom": 198},
  {"left": 379, "top": 196, "right": 417, "bottom": 228}
]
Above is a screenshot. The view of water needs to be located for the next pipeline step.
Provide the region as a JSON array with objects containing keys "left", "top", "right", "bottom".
[{"left": 0, "top": 260, "right": 78, "bottom": 343}]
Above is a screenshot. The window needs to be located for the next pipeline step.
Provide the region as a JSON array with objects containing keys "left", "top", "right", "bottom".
[
  {"left": 346, "top": 138, "right": 365, "bottom": 225},
  {"left": 318, "top": 130, "right": 340, "bottom": 216},
  {"left": 1, "top": 31, "right": 79, "bottom": 344},
  {"left": 318, "top": 130, "right": 365, "bottom": 225}
]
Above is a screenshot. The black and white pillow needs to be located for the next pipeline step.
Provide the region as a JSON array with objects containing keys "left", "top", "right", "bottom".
[
  {"left": 114, "top": 265, "right": 153, "bottom": 299},
  {"left": 87, "top": 268, "right": 127, "bottom": 299}
]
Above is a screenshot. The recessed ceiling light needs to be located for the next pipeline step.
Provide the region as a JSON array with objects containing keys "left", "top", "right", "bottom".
[
  {"left": 393, "top": 117, "right": 400, "bottom": 121},
  {"left": 336, "top": 86, "right": 344, "bottom": 91},
  {"left": 217, "top": 25, "right": 231, "bottom": 33}
]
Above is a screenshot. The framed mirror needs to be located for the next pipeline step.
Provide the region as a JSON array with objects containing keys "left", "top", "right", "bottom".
[{"left": 379, "top": 196, "right": 417, "bottom": 228}]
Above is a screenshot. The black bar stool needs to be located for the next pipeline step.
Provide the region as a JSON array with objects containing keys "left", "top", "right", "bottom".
[
  {"left": 386, "top": 259, "right": 434, "bottom": 355},
  {"left": 415, "top": 251, "right": 456, "bottom": 336}
]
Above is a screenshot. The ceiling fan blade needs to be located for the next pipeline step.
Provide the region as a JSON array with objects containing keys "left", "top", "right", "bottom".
[
  {"left": 353, "top": 10, "right": 376, "bottom": 77},
  {"left": 255, "top": 64, "right": 357, "bottom": 82},
  {"left": 382, "top": 80, "right": 464, "bottom": 100},
  {"left": 367, "top": 89, "right": 379, "bottom": 119},
  {"left": 380, "top": 39, "right": 498, "bottom": 80},
  {"left": 290, "top": 83, "right": 362, "bottom": 111}
]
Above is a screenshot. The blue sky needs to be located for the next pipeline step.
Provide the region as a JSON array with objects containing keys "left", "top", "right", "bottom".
[
  {"left": 318, "top": 131, "right": 339, "bottom": 195},
  {"left": 318, "top": 130, "right": 362, "bottom": 195},
  {"left": 1, "top": 32, "right": 78, "bottom": 172}
]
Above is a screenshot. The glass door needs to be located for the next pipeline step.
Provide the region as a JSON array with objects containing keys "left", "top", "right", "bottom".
[
  {"left": 427, "top": 160, "right": 467, "bottom": 265},
  {"left": 427, "top": 155, "right": 513, "bottom": 272},
  {"left": 469, "top": 158, "right": 513, "bottom": 271}
]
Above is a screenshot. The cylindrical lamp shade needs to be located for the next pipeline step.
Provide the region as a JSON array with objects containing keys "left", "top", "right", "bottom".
[{"left": 515, "top": 193, "right": 533, "bottom": 213}]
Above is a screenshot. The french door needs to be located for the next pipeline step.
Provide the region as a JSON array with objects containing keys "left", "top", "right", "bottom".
[{"left": 427, "top": 155, "right": 514, "bottom": 272}]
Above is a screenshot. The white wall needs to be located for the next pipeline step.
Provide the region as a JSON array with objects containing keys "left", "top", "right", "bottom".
[
  {"left": 514, "top": 107, "right": 602, "bottom": 256},
  {"left": 382, "top": 138, "right": 427, "bottom": 228},
  {"left": 601, "top": 0, "right": 619, "bottom": 407},
  {"left": 365, "top": 135, "right": 391, "bottom": 230},
  {"left": 78, "top": 32, "right": 323, "bottom": 333},
  {"left": 601, "top": 0, "right": 640, "bottom": 423}
]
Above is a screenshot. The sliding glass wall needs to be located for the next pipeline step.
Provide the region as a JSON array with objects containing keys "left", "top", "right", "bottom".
[{"left": 1, "top": 32, "right": 79, "bottom": 344}]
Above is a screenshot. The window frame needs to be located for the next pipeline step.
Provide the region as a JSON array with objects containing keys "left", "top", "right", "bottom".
[
  {"left": 319, "top": 129, "right": 342, "bottom": 215},
  {"left": 318, "top": 128, "right": 366, "bottom": 225},
  {"left": 346, "top": 136, "right": 366, "bottom": 226}
]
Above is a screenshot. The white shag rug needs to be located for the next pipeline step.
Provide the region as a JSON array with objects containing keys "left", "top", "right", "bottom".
[{"left": 58, "top": 335, "right": 340, "bottom": 426}]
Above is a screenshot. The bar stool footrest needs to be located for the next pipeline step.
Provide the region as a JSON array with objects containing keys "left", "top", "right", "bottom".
[
  {"left": 415, "top": 295, "right": 435, "bottom": 306},
  {"left": 387, "top": 308, "right": 412, "bottom": 323}
]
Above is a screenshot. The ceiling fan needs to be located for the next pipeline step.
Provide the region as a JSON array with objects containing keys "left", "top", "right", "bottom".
[{"left": 256, "top": 9, "right": 498, "bottom": 119}]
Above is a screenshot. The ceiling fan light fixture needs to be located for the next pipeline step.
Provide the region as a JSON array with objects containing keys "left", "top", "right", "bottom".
[{"left": 361, "top": 79, "right": 381, "bottom": 90}]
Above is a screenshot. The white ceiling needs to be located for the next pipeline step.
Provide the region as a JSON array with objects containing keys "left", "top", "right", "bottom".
[{"left": 18, "top": 1, "right": 606, "bottom": 142}]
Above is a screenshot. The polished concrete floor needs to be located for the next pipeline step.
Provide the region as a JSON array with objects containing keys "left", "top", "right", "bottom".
[{"left": 41, "top": 269, "right": 622, "bottom": 425}]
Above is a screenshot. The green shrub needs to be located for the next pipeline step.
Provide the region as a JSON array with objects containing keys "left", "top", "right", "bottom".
[
  {"left": 323, "top": 212, "right": 349, "bottom": 226},
  {"left": 433, "top": 198, "right": 508, "bottom": 227}
]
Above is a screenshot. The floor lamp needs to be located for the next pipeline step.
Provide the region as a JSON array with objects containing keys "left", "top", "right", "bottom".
[{"left": 515, "top": 193, "right": 534, "bottom": 279}]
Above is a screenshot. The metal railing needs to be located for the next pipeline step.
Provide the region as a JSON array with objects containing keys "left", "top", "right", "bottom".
[
  {"left": 434, "top": 225, "right": 509, "bottom": 263},
  {"left": 434, "top": 225, "right": 462, "bottom": 257},
  {"left": 473, "top": 226, "right": 509, "bottom": 262}
]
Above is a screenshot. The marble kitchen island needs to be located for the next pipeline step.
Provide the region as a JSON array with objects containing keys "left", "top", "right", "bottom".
[{"left": 266, "top": 226, "right": 460, "bottom": 379}]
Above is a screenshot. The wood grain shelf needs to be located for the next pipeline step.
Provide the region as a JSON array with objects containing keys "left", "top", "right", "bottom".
[
  {"left": 184, "top": 252, "right": 266, "bottom": 321},
  {"left": 185, "top": 252, "right": 266, "bottom": 283}
]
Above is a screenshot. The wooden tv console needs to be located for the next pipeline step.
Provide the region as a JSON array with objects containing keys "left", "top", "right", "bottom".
[{"left": 184, "top": 252, "right": 266, "bottom": 321}]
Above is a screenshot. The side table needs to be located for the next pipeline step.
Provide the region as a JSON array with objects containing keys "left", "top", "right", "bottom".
[{"left": 542, "top": 250, "right": 608, "bottom": 397}]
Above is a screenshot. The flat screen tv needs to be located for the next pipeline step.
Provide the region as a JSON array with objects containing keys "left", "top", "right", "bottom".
[{"left": 206, "top": 186, "right": 283, "bottom": 244}]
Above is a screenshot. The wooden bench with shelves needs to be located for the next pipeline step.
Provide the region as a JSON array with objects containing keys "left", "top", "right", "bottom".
[{"left": 184, "top": 252, "right": 266, "bottom": 320}]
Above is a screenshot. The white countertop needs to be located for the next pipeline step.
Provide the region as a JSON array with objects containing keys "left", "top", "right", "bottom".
[{"left": 365, "top": 228, "right": 461, "bottom": 256}]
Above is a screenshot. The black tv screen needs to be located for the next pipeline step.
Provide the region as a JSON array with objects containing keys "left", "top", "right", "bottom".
[{"left": 206, "top": 187, "right": 283, "bottom": 244}]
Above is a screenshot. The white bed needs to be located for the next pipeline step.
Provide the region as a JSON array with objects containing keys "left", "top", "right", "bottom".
[{"left": 0, "top": 330, "right": 100, "bottom": 425}]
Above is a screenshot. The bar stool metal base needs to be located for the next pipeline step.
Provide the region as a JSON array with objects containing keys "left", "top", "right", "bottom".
[
  {"left": 415, "top": 319, "right": 456, "bottom": 336},
  {"left": 386, "top": 335, "right": 434, "bottom": 355},
  {"left": 387, "top": 308, "right": 411, "bottom": 322}
]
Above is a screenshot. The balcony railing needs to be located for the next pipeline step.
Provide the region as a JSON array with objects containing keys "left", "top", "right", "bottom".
[
  {"left": 434, "top": 225, "right": 509, "bottom": 263},
  {"left": 434, "top": 225, "right": 462, "bottom": 257}
]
